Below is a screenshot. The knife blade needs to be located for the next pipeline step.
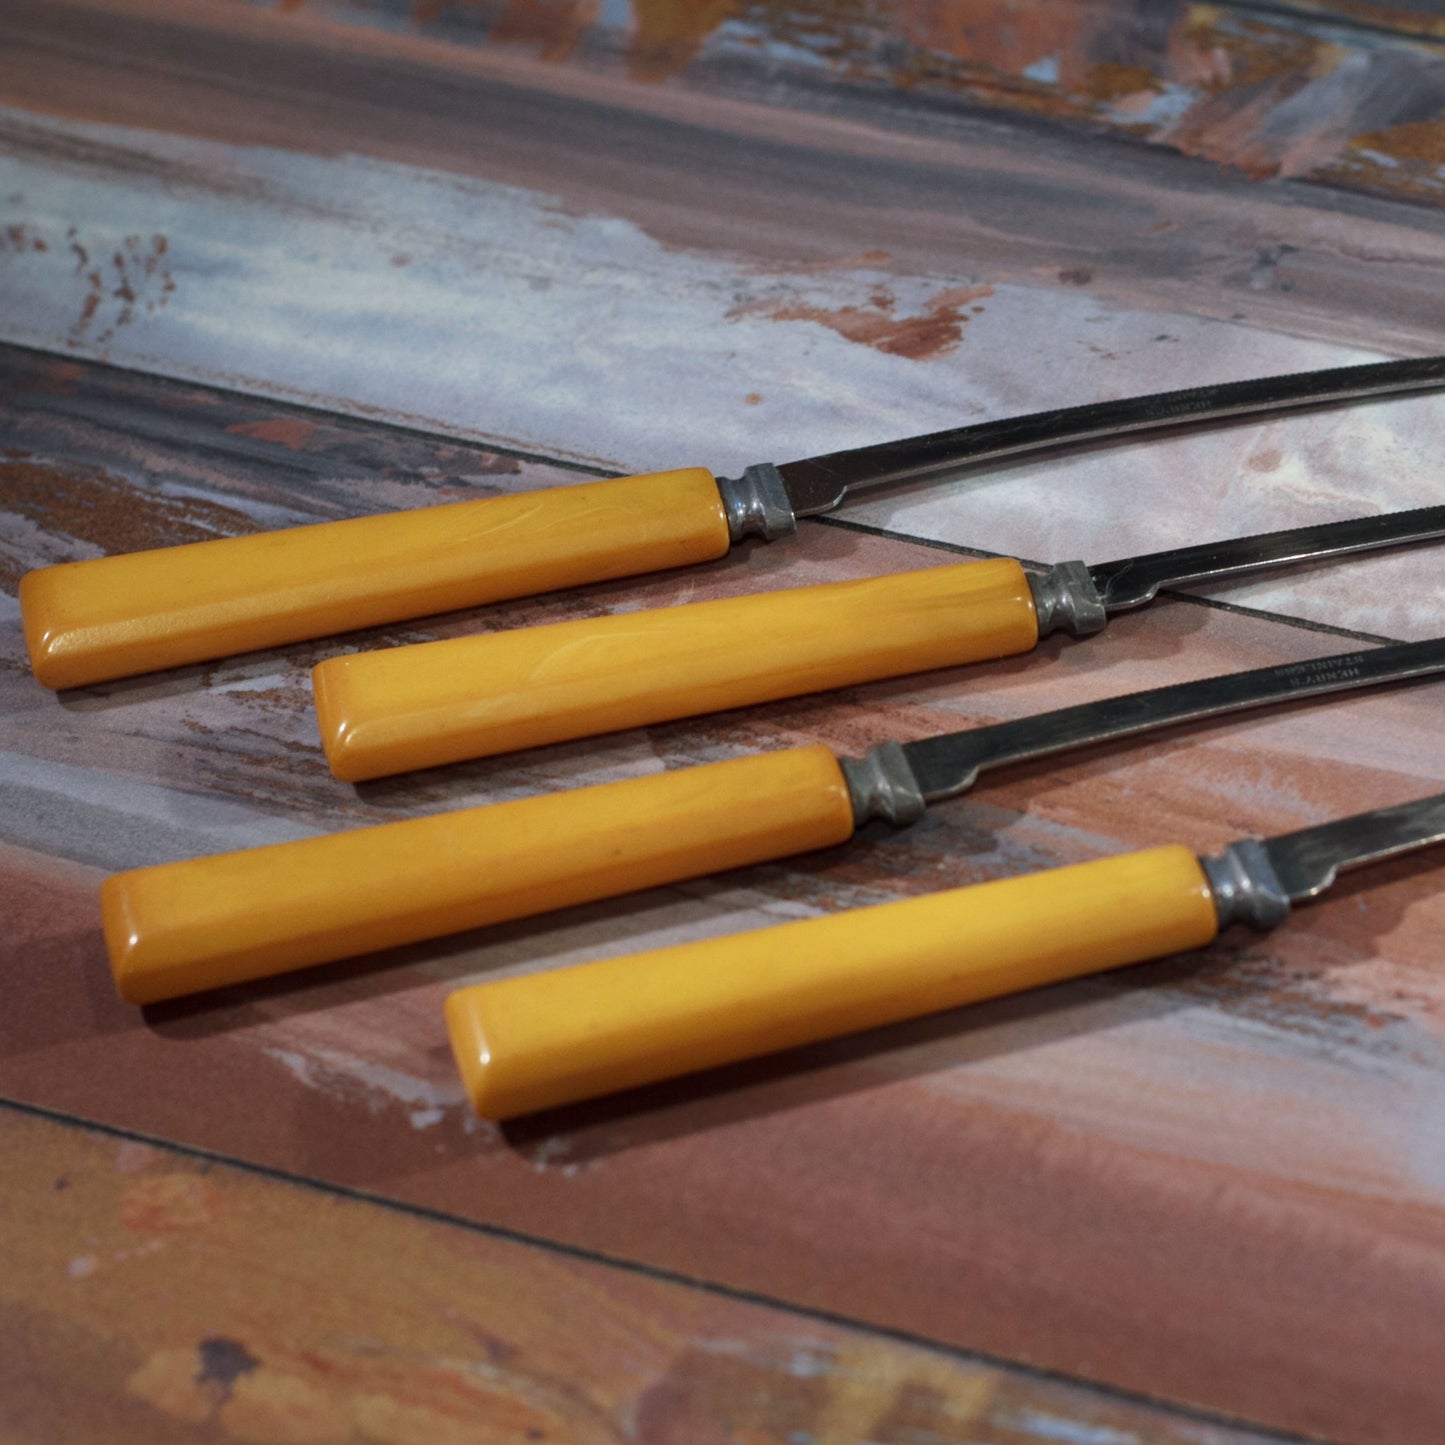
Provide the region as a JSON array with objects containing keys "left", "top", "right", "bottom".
[
  {"left": 443, "top": 792, "right": 1445, "bottom": 1120},
  {"left": 312, "top": 503, "right": 1445, "bottom": 781},
  {"left": 22, "top": 354, "right": 1445, "bottom": 689},
  {"left": 101, "top": 635, "right": 1445, "bottom": 1005}
]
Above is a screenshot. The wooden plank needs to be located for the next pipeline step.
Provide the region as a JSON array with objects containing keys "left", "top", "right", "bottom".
[
  {"left": 4, "top": 2, "right": 1445, "bottom": 1436},
  {"left": 6, "top": 1103, "right": 1295, "bottom": 1445},
  {"left": 211, "top": 0, "right": 1445, "bottom": 205},
  {"left": 3, "top": 0, "right": 1445, "bottom": 361},
  {"left": 2, "top": 352, "right": 1444, "bottom": 1442},
  {"left": 3, "top": 78, "right": 1444, "bottom": 637}
]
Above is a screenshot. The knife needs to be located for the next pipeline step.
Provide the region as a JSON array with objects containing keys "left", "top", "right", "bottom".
[
  {"left": 102, "top": 635, "right": 1445, "bottom": 1004},
  {"left": 313, "top": 503, "right": 1445, "bottom": 780},
  {"left": 443, "top": 790, "right": 1445, "bottom": 1119},
  {"left": 22, "top": 355, "right": 1445, "bottom": 690}
]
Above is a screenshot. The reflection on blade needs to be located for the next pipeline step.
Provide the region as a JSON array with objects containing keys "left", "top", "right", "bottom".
[
  {"left": 1088, "top": 504, "right": 1445, "bottom": 613},
  {"left": 776, "top": 355, "right": 1445, "bottom": 516},
  {"left": 1265, "top": 793, "right": 1445, "bottom": 902},
  {"left": 901, "top": 637, "right": 1445, "bottom": 803}
]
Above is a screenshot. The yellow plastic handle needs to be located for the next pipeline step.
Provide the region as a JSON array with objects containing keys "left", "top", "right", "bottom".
[
  {"left": 314, "top": 558, "right": 1039, "bottom": 780},
  {"left": 101, "top": 745, "right": 854, "bottom": 1004},
  {"left": 21, "top": 468, "right": 728, "bottom": 689},
  {"left": 445, "top": 845, "right": 1220, "bottom": 1119}
]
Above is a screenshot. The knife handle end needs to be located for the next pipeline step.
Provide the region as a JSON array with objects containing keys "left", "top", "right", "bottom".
[
  {"left": 445, "top": 844, "right": 1219, "bottom": 1120},
  {"left": 101, "top": 744, "right": 855, "bottom": 1004},
  {"left": 21, "top": 468, "right": 730, "bottom": 690},
  {"left": 313, "top": 558, "right": 1040, "bottom": 780}
]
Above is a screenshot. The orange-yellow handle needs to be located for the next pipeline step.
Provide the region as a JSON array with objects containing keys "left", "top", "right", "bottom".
[
  {"left": 21, "top": 468, "right": 728, "bottom": 689},
  {"left": 101, "top": 745, "right": 854, "bottom": 1004},
  {"left": 445, "top": 845, "right": 1219, "bottom": 1119},
  {"left": 314, "top": 558, "right": 1039, "bottom": 781}
]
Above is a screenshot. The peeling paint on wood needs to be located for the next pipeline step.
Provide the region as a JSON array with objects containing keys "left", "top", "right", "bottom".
[
  {"left": 216, "top": 0, "right": 1445, "bottom": 201},
  {"left": 3, "top": 108, "right": 1444, "bottom": 637}
]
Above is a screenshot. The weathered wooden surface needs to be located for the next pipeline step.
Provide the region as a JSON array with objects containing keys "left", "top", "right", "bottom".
[
  {"left": 3, "top": 0, "right": 1445, "bottom": 1439},
  {"left": 4, "top": 351, "right": 1445, "bottom": 1445},
  {"left": 3, "top": 0, "right": 1445, "bottom": 637},
  {"left": 230, "top": 0, "right": 1445, "bottom": 205},
  {"left": 7, "top": 1103, "right": 1297, "bottom": 1445}
]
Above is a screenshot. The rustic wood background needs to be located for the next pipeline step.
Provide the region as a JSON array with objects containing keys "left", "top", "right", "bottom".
[{"left": 3, "top": 2, "right": 1444, "bottom": 1440}]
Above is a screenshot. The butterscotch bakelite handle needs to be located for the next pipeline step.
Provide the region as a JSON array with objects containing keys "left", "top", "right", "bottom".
[
  {"left": 444, "top": 846, "right": 1221, "bottom": 1119},
  {"left": 21, "top": 468, "right": 729, "bottom": 689},
  {"left": 101, "top": 745, "right": 855, "bottom": 1004},
  {"left": 313, "top": 557, "right": 1040, "bottom": 781}
]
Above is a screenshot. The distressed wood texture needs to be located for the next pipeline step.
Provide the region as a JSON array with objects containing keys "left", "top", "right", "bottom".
[
  {"left": 3, "top": 0, "right": 1445, "bottom": 635},
  {"left": 2, "top": 0, "right": 1445, "bottom": 1440},
  {"left": 243, "top": 0, "right": 1445, "bottom": 203},
  {"left": 6, "top": 1103, "right": 1299, "bottom": 1445},
  {"left": 4, "top": 352, "right": 1445, "bottom": 1445}
]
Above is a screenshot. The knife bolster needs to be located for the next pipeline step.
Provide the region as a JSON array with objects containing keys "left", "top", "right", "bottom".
[
  {"left": 841, "top": 742, "right": 927, "bottom": 827},
  {"left": 1028, "top": 561, "right": 1107, "bottom": 638},
  {"left": 717, "top": 463, "right": 798, "bottom": 542},
  {"left": 1202, "top": 840, "right": 1292, "bottom": 930}
]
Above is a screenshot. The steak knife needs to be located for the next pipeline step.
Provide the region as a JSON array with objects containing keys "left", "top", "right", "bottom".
[
  {"left": 22, "top": 355, "right": 1445, "bottom": 689},
  {"left": 314, "top": 503, "right": 1445, "bottom": 780},
  {"left": 444, "top": 791, "right": 1445, "bottom": 1119},
  {"left": 102, "top": 636, "right": 1445, "bottom": 1004}
]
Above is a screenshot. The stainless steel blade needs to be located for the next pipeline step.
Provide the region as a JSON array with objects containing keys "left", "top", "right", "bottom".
[
  {"left": 1086, "top": 505, "right": 1445, "bottom": 613},
  {"left": 1263, "top": 793, "right": 1445, "bottom": 902},
  {"left": 841, "top": 638, "right": 1445, "bottom": 825},
  {"left": 771, "top": 355, "right": 1445, "bottom": 519},
  {"left": 1203, "top": 791, "right": 1445, "bottom": 930}
]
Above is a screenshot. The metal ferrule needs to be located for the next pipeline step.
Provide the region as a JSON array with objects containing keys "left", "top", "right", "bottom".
[
  {"left": 716, "top": 463, "right": 799, "bottom": 544},
  {"left": 1027, "top": 562, "right": 1108, "bottom": 638},
  {"left": 1028, "top": 561, "right": 1109, "bottom": 638},
  {"left": 840, "top": 743, "right": 927, "bottom": 828},
  {"left": 1202, "top": 840, "right": 1292, "bottom": 931}
]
